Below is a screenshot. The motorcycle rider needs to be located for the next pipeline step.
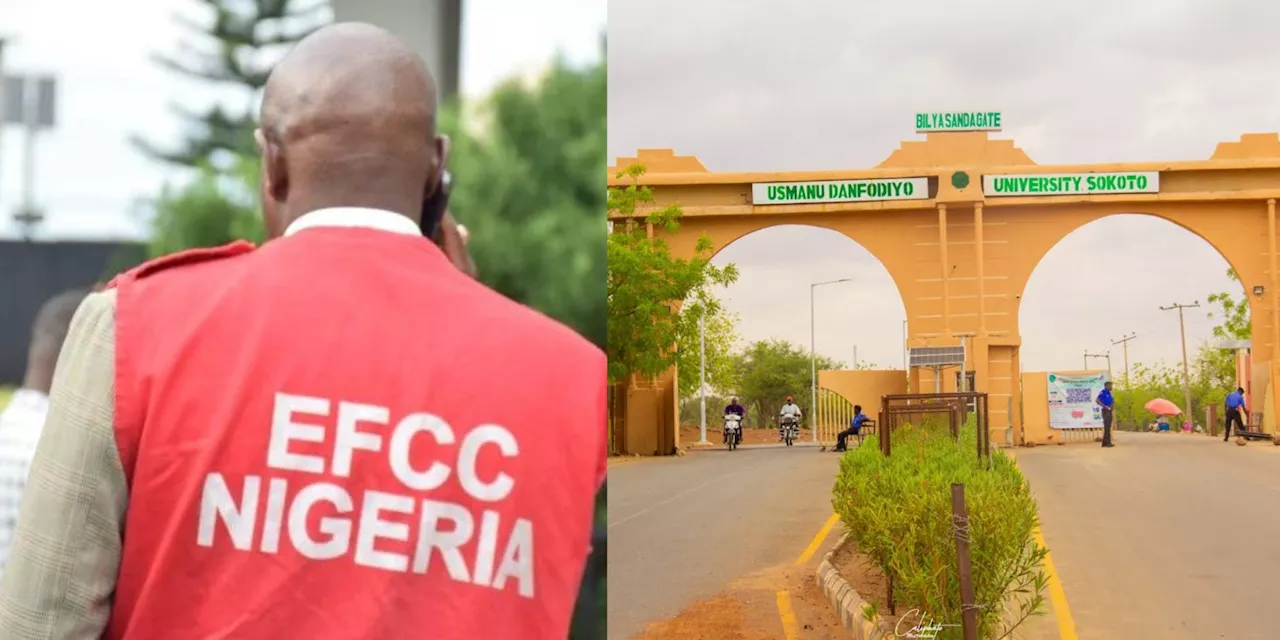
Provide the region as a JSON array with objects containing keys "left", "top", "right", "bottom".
[
  {"left": 724, "top": 396, "right": 746, "bottom": 444},
  {"left": 779, "top": 395, "right": 803, "bottom": 440}
]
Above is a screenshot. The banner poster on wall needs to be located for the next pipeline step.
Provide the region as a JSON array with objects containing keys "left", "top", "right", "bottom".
[{"left": 1047, "top": 372, "right": 1111, "bottom": 428}]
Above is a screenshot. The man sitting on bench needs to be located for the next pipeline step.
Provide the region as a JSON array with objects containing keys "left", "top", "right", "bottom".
[{"left": 835, "top": 405, "right": 870, "bottom": 452}]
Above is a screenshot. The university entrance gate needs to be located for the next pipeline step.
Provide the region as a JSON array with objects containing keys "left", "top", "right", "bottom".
[{"left": 608, "top": 121, "right": 1280, "bottom": 455}]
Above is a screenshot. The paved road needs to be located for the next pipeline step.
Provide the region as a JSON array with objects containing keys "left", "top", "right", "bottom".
[
  {"left": 607, "top": 445, "right": 841, "bottom": 640},
  {"left": 1017, "top": 432, "right": 1280, "bottom": 639}
]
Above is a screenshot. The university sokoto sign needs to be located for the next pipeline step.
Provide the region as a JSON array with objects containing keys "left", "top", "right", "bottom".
[
  {"left": 752, "top": 178, "right": 930, "bottom": 205},
  {"left": 983, "top": 172, "right": 1160, "bottom": 197},
  {"left": 915, "top": 111, "right": 1002, "bottom": 133}
]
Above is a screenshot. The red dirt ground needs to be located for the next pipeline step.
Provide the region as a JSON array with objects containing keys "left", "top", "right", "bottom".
[{"left": 632, "top": 563, "right": 846, "bottom": 639}]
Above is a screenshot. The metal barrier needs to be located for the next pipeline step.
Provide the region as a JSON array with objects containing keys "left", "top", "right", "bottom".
[
  {"left": 879, "top": 392, "right": 991, "bottom": 461},
  {"left": 815, "top": 387, "right": 858, "bottom": 446}
]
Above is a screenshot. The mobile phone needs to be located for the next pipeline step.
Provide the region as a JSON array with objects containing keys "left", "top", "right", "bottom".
[{"left": 420, "top": 169, "right": 452, "bottom": 242}]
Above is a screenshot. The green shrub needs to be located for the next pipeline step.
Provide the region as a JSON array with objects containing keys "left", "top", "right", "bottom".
[{"left": 832, "top": 419, "right": 1047, "bottom": 639}]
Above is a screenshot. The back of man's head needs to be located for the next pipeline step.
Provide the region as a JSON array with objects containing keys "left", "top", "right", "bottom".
[
  {"left": 26, "top": 289, "right": 89, "bottom": 393},
  {"left": 256, "top": 22, "right": 444, "bottom": 236},
  {"left": 854, "top": 405, "right": 863, "bottom": 413},
  {"left": 1238, "top": 387, "right": 1245, "bottom": 394}
]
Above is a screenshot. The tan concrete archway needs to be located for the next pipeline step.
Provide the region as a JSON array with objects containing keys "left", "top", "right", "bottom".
[{"left": 609, "top": 132, "right": 1280, "bottom": 454}]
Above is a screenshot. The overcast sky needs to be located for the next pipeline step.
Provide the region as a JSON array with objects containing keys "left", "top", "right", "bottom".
[
  {"left": 607, "top": 0, "right": 1279, "bottom": 373},
  {"left": 0, "top": 0, "right": 604, "bottom": 241}
]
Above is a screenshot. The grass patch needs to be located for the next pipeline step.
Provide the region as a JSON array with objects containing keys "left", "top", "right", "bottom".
[{"left": 832, "top": 419, "right": 1047, "bottom": 639}]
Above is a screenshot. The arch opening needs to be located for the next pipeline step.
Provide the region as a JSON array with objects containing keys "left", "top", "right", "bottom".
[
  {"left": 677, "top": 223, "right": 908, "bottom": 448},
  {"left": 1019, "top": 212, "right": 1249, "bottom": 437}
]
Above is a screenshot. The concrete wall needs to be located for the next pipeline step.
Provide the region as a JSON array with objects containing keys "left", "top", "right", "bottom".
[
  {"left": 620, "top": 368, "right": 678, "bottom": 455},
  {"left": 0, "top": 240, "right": 145, "bottom": 385},
  {"left": 1022, "top": 370, "right": 1106, "bottom": 445},
  {"left": 331, "top": 0, "right": 461, "bottom": 101},
  {"left": 816, "top": 370, "right": 907, "bottom": 443},
  {"left": 818, "top": 369, "right": 907, "bottom": 413}
]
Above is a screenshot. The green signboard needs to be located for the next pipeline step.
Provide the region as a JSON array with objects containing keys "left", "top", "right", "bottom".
[
  {"left": 915, "top": 111, "right": 1002, "bottom": 133},
  {"left": 982, "top": 172, "right": 1159, "bottom": 197},
  {"left": 752, "top": 178, "right": 930, "bottom": 205}
]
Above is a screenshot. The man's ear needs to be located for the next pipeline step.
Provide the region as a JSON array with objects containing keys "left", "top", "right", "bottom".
[
  {"left": 424, "top": 134, "right": 450, "bottom": 200},
  {"left": 257, "top": 128, "right": 288, "bottom": 202}
]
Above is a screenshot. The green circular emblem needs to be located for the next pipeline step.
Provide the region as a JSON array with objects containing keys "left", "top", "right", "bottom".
[
  {"left": 951, "top": 171, "right": 971, "bottom": 189},
  {"left": 1048, "top": 374, "right": 1057, "bottom": 382}
]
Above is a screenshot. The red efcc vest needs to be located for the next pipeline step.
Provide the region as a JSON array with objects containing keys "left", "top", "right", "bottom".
[{"left": 103, "top": 227, "right": 605, "bottom": 639}]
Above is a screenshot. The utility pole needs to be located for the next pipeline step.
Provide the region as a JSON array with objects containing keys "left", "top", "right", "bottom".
[
  {"left": 1112, "top": 333, "right": 1137, "bottom": 425},
  {"left": 1084, "top": 350, "right": 1110, "bottom": 374},
  {"left": 1161, "top": 302, "right": 1201, "bottom": 425}
]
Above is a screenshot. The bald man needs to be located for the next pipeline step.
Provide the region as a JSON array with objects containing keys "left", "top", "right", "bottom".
[{"left": 0, "top": 23, "right": 604, "bottom": 640}]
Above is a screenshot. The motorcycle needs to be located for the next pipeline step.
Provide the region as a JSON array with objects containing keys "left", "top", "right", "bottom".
[
  {"left": 780, "top": 415, "right": 799, "bottom": 447},
  {"left": 724, "top": 413, "right": 743, "bottom": 451}
]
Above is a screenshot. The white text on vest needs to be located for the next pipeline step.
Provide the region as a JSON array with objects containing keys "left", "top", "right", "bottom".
[{"left": 196, "top": 392, "right": 535, "bottom": 598}]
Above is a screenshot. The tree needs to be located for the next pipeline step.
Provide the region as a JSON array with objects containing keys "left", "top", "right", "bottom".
[
  {"left": 146, "top": 156, "right": 266, "bottom": 258},
  {"left": 1207, "top": 268, "right": 1251, "bottom": 340},
  {"left": 1201, "top": 267, "right": 1251, "bottom": 410},
  {"left": 135, "top": 0, "right": 330, "bottom": 168},
  {"left": 735, "top": 339, "right": 842, "bottom": 427},
  {"left": 443, "top": 54, "right": 607, "bottom": 347},
  {"left": 675, "top": 302, "right": 740, "bottom": 398},
  {"left": 606, "top": 164, "right": 739, "bottom": 385}
]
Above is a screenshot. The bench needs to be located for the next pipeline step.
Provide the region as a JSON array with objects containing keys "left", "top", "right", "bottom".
[
  {"left": 858, "top": 419, "right": 878, "bottom": 443},
  {"left": 830, "top": 419, "right": 876, "bottom": 451}
]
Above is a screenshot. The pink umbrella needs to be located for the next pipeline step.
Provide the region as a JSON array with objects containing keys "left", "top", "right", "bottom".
[{"left": 1144, "top": 398, "right": 1182, "bottom": 416}]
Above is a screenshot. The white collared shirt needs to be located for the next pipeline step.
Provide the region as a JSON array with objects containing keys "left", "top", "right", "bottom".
[
  {"left": 283, "top": 207, "right": 422, "bottom": 238},
  {"left": 0, "top": 388, "right": 51, "bottom": 577}
]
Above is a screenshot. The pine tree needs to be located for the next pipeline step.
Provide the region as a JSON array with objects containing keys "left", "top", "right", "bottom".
[{"left": 134, "top": 0, "right": 331, "bottom": 168}]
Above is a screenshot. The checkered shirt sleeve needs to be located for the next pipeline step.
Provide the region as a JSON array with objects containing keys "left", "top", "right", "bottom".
[
  {"left": 0, "top": 290, "right": 128, "bottom": 639},
  {"left": 0, "top": 398, "right": 46, "bottom": 578}
]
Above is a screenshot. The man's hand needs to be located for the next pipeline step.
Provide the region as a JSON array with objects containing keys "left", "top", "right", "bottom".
[{"left": 434, "top": 210, "right": 477, "bottom": 278}]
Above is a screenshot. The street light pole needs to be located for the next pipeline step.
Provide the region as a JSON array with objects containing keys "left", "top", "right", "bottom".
[
  {"left": 1161, "top": 302, "right": 1200, "bottom": 426},
  {"left": 902, "top": 319, "right": 907, "bottom": 371},
  {"left": 698, "top": 309, "right": 708, "bottom": 445},
  {"left": 811, "top": 278, "right": 852, "bottom": 444}
]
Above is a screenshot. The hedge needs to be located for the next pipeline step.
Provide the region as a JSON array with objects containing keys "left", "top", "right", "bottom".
[{"left": 832, "top": 419, "right": 1048, "bottom": 638}]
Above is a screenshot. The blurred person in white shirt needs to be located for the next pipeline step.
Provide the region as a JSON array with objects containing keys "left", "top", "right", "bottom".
[{"left": 0, "top": 289, "right": 87, "bottom": 577}]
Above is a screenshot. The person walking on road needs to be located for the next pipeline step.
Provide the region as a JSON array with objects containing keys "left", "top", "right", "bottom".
[
  {"left": 1224, "top": 386, "right": 1248, "bottom": 442},
  {"left": 1097, "top": 381, "right": 1116, "bottom": 447}
]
